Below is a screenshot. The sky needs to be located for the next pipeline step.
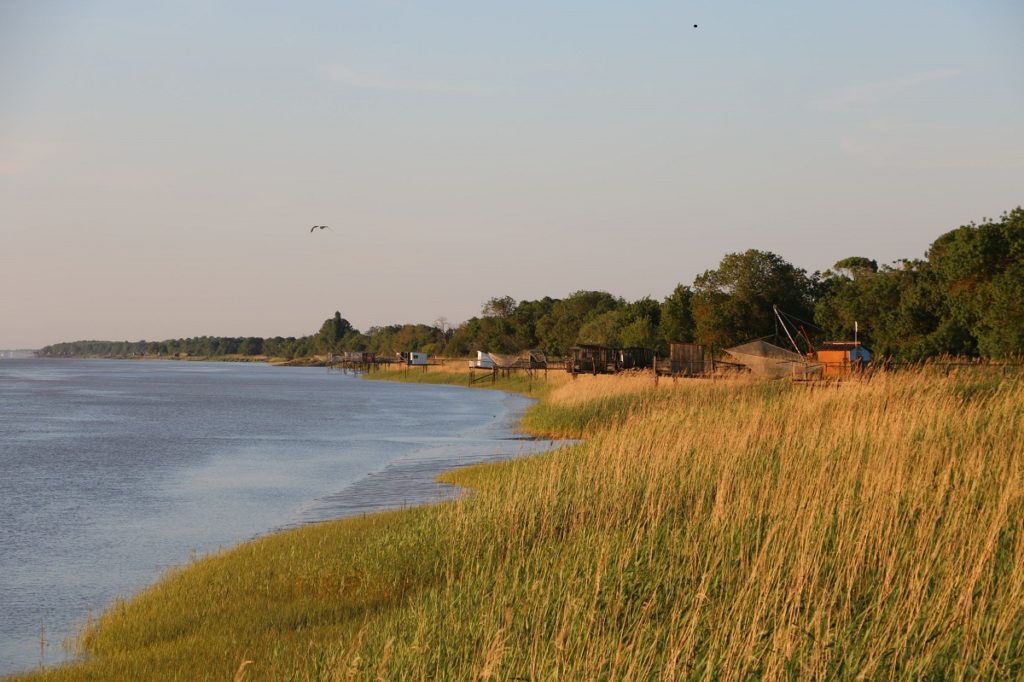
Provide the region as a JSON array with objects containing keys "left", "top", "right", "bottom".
[{"left": 1, "top": 1, "right": 1022, "bottom": 348}]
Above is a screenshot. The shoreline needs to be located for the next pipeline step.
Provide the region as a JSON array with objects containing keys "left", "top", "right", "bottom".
[
  {"left": 25, "top": 354, "right": 321, "bottom": 366},
  {"left": 3, "top": 364, "right": 555, "bottom": 680},
  {"left": 283, "top": 380, "right": 558, "bottom": 527},
  {"left": 12, "top": 369, "right": 1015, "bottom": 679}
]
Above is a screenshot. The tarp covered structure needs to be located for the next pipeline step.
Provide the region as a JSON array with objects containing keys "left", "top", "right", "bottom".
[
  {"left": 724, "top": 339, "right": 822, "bottom": 379},
  {"left": 487, "top": 350, "right": 548, "bottom": 370},
  {"left": 487, "top": 352, "right": 522, "bottom": 369}
]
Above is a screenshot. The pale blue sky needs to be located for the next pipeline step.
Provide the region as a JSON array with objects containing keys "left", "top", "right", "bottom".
[{"left": 2, "top": 1, "right": 1022, "bottom": 347}]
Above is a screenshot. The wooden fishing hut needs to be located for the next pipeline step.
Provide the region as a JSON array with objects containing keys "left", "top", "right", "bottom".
[
  {"left": 618, "top": 347, "right": 656, "bottom": 370},
  {"left": 815, "top": 342, "right": 872, "bottom": 378},
  {"left": 341, "top": 351, "right": 376, "bottom": 364},
  {"left": 406, "top": 351, "right": 429, "bottom": 366},
  {"left": 327, "top": 351, "right": 384, "bottom": 374},
  {"left": 569, "top": 345, "right": 618, "bottom": 375},
  {"left": 669, "top": 343, "right": 707, "bottom": 375},
  {"left": 569, "top": 346, "right": 656, "bottom": 375}
]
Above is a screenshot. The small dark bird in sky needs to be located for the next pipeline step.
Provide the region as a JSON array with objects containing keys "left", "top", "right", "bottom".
[
  {"left": 693, "top": 24, "right": 698, "bottom": 28},
  {"left": 310, "top": 225, "right": 331, "bottom": 232}
]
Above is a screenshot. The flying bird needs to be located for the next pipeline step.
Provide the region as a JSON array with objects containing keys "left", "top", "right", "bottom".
[{"left": 310, "top": 225, "right": 332, "bottom": 232}]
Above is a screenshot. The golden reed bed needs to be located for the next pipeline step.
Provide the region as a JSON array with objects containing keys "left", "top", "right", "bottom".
[{"left": 15, "top": 369, "right": 1023, "bottom": 680}]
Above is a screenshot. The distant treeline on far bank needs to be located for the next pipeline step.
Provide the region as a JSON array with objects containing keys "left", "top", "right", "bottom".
[{"left": 38, "top": 208, "right": 1024, "bottom": 362}]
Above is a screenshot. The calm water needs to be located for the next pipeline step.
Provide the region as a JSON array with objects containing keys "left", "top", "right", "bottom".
[{"left": 0, "top": 359, "right": 549, "bottom": 675}]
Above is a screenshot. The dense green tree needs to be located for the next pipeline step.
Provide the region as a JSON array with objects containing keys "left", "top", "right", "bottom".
[
  {"left": 817, "top": 208, "right": 1024, "bottom": 359},
  {"left": 692, "top": 250, "right": 815, "bottom": 348},
  {"left": 833, "top": 257, "right": 879, "bottom": 277},
  {"left": 660, "top": 284, "right": 696, "bottom": 347},
  {"left": 507, "top": 297, "right": 555, "bottom": 351},
  {"left": 446, "top": 316, "right": 516, "bottom": 355},
  {"left": 315, "top": 312, "right": 355, "bottom": 353},
  {"left": 619, "top": 297, "right": 660, "bottom": 349},
  {"left": 815, "top": 261, "right": 898, "bottom": 351},
  {"left": 238, "top": 337, "right": 263, "bottom": 355},
  {"left": 481, "top": 296, "right": 517, "bottom": 319},
  {"left": 815, "top": 258, "right": 962, "bottom": 360},
  {"left": 926, "top": 208, "right": 1024, "bottom": 357},
  {"left": 356, "top": 324, "right": 443, "bottom": 355},
  {"left": 976, "top": 261, "right": 1024, "bottom": 356},
  {"left": 535, "top": 291, "right": 623, "bottom": 354},
  {"left": 576, "top": 310, "right": 625, "bottom": 346}
]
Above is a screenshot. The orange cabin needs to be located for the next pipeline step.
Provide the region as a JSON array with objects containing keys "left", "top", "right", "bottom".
[{"left": 815, "top": 341, "right": 872, "bottom": 378}]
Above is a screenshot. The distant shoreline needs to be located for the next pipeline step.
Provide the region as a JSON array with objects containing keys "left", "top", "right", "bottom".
[{"left": 28, "top": 353, "right": 329, "bottom": 367}]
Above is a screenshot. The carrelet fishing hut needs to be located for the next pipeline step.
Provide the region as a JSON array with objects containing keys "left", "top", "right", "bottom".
[
  {"left": 724, "top": 306, "right": 873, "bottom": 380},
  {"left": 397, "top": 351, "right": 429, "bottom": 366}
]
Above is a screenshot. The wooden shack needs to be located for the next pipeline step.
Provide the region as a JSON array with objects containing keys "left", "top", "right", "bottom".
[
  {"left": 669, "top": 343, "right": 706, "bottom": 375},
  {"left": 569, "top": 346, "right": 655, "bottom": 374},
  {"left": 619, "top": 347, "right": 656, "bottom": 370},
  {"left": 816, "top": 342, "right": 872, "bottom": 377},
  {"left": 407, "top": 351, "right": 429, "bottom": 366},
  {"left": 339, "top": 351, "right": 376, "bottom": 364},
  {"left": 569, "top": 345, "right": 619, "bottom": 375}
]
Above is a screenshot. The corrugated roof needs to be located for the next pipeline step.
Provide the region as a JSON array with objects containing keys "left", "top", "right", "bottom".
[{"left": 817, "top": 341, "right": 869, "bottom": 351}]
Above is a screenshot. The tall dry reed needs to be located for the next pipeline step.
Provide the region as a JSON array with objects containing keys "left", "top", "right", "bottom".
[{"left": 16, "top": 371, "right": 1022, "bottom": 681}]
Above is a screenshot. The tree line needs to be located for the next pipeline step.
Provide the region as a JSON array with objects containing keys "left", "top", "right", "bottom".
[{"left": 38, "top": 208, "right": 1023, "bottom": 361}]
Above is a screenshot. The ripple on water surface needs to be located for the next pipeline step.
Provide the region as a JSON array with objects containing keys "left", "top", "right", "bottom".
[{"left": 0, "top": 359, "right": 555, "bottom": 675}]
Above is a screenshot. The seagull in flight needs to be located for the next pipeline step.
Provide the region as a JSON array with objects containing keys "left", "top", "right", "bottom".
[{"left": 310, "top": 225, "right": 331, "bottom": 232}]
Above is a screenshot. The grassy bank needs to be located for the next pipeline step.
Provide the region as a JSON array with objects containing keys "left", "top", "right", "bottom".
[
  {"left": 362, "top": 364, "right": 563, "bottom": 401},
  {"left": 12, "top": 370, "right": 1024, "bottom": 680}
]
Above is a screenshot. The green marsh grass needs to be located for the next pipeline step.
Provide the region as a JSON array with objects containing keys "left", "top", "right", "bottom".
[
  {"left": 364, "top": 365, "right": 561, "bottom": 400},
  {"left": 12, "top": 371, "right": 1024, "bottom": 680}
]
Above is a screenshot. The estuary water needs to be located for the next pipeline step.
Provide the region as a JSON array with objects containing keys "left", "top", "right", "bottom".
[{"left": 0, "top": 359, "right": 549, "bottom": 675}]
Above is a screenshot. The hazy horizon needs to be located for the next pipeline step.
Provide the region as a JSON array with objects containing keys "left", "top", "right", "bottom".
[{"left": 3, "top": 1, "right": 1022, "bottom": 348}]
